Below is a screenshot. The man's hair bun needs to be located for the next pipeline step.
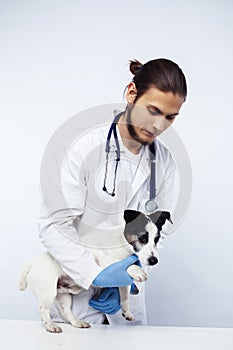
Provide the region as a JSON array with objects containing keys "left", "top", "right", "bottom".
[
  {"left": 129, "top": 59, "right": 143, "bottom": 75},
  {"left": 128, "top": 58, "right": 187, "bottom": 101}
]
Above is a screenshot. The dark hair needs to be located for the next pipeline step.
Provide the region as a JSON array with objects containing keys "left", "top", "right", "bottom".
[{"left": 129, "top": 58, "right": 187, "bottom": 101}]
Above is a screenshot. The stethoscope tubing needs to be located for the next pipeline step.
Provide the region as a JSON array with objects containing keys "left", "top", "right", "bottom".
[{"left": 103, "top": 112, "right": 157, "bottom": 209}]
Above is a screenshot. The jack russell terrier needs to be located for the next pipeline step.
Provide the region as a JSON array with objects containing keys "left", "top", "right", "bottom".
[{"left": 19, "top": 210, "right": 171, "bottom": 332}]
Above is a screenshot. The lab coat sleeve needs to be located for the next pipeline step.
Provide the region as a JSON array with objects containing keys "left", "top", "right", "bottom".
[{"left": 38, "top": 143, "right": 102, "bottom": 290}]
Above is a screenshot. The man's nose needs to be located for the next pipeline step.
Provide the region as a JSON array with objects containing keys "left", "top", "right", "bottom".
[{"left": 153, "top": 116, "right": 166, "bottom": 132}]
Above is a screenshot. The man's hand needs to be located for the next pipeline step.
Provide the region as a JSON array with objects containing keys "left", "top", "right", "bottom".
[
  {"left": 89, "top": 283, "right": 139, "bottom": 314},
  {"left": 89, "top": 255, "right": 141, "bottom": 314},
  {"left": 89, "top": 287, "right": 121, "bottom": 314},
  {"left": 92, "top": 254, "right": 140, "bottom": 287}
]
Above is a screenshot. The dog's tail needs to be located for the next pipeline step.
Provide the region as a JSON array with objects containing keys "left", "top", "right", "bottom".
[{"left": 18, "top": 264, "right": 32, "bottom": 291}]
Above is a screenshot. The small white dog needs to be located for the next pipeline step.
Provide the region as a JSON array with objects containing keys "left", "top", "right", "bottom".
[{"left": 19, "top": 210, "right": 171, "bottom": 332}]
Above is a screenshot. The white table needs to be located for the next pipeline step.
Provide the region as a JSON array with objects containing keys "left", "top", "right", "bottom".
[{"left": 1, "top": 320, "right": 233, "bottom": 350}]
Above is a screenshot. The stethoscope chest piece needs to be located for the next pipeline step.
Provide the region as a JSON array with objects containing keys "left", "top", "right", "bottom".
[{"left": 145, "top": 199, "right": 158, "bottom": 212}]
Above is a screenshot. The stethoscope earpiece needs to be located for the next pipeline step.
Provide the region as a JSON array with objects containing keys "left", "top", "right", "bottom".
[{"left": 102, "top": 185, "right": 115, "bottom": 197}]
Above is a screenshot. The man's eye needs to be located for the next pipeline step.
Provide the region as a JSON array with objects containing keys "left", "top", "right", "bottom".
[
  {"left": 148, "top": 108, "right": 159, "bottom": 116},
  {"left": 166, "top": 115, "right": 176, "bottom": 121},
  {"left": 138, "top": 232, "right": 149, "bottom": 244}
]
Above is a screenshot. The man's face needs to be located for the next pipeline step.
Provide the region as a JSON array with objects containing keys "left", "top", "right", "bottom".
[{"left": 126, "top": 85, "right": 185, "bottom": 145}]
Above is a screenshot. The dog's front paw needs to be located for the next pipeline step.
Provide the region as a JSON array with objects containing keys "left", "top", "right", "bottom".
[
  {"left": 127, "top": 265, "right": 147, "bottom": 282},
  {"left": 122, "top": 311, "right": 134, "bottom": 321}
]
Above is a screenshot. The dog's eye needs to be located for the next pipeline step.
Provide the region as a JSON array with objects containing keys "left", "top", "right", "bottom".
[{"left": 138, "top": 232, "right": 149, "bottom": 244}]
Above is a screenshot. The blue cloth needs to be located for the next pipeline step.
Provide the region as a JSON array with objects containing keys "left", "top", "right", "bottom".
[{"left": 92, "top": 254, "right": 140, "bottom": 287}]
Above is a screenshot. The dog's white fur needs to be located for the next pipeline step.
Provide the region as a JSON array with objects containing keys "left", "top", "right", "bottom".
[{"left": 19, "top": 210, "right": 169, "bottom": 332}]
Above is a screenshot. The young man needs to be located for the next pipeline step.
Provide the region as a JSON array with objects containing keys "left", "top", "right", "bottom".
[{"left": 38, "top": 58, "right": 187, "bottom": 325}]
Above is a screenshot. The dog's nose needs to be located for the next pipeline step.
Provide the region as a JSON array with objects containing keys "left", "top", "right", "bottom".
[{"left": 148, "top": 256, "right": 158, "bottom": 266}]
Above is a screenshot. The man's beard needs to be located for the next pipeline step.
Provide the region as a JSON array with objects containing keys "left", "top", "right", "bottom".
[{"left": 125, "top": 105, "right": 149, "bottom": 146}]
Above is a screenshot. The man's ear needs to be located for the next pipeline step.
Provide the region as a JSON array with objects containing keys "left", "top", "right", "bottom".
[
  {"left": 148, "top": 211, "right": 173, "bottom": 231},
  {"left": 125, "top": 82, "right": 137, "bottom": 104},
  {"left": 124, "top": 210, "right": 142, "bottom": 225}
]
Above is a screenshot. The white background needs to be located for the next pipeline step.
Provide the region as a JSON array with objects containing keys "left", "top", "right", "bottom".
[{"left": 0, "top": 0, "right": 232, "bottom": 327}]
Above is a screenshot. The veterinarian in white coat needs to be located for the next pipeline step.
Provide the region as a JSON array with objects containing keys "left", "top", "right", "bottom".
[{"left": 38, "top": 58, "right": 187, "bottom": 325}]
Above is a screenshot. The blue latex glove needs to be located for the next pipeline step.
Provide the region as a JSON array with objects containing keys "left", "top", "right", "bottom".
[
  {"left": 89, "top": 284, "right": 139, "bottom": 314},
  {"left": 92, "top": 254, "right": 140, "bottom": 287},
  {"left": 89, "top": 287, "right": 120, "bottom": 314}
]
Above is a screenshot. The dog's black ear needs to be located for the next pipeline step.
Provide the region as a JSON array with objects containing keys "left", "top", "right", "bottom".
[
  {"left": 124, "top": 210, "right": 142, "bottom": 224},
  {"left": 124, "top": 210, "right": 148, "bottom": 241},
  {"left": 148, "top": 211, "right": 172, "bottom": 231}
]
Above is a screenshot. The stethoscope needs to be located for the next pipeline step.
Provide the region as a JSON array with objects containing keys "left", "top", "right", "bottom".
[{"left": 102, "top": 112, "right": 158, "bottom": 212}]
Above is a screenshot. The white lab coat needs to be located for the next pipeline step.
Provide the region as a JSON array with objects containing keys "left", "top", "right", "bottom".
[{"left": 38, "top": 118, "right": 177, "bottom": 325}]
